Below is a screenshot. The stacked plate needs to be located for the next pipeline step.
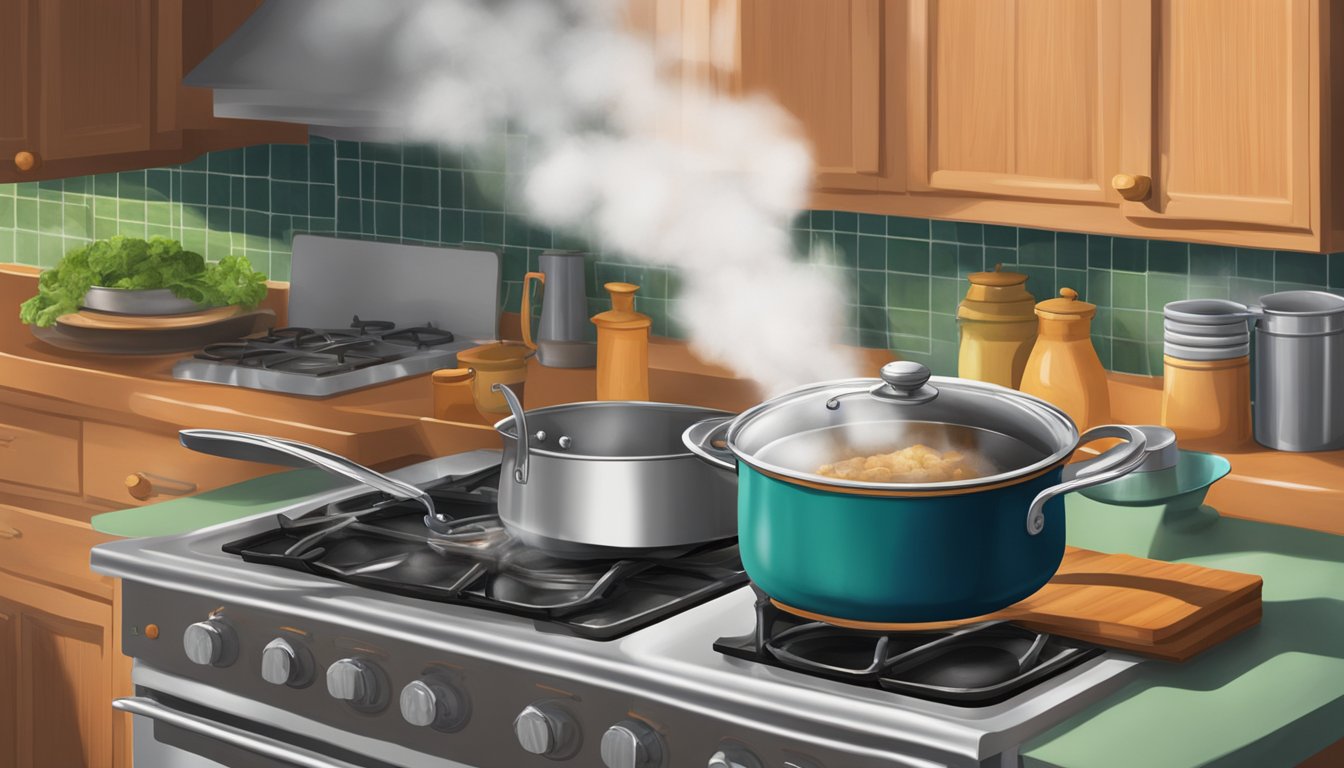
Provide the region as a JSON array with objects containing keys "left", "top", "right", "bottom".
[{"left": 1163, "top": 299, "right": 1254, "bottom": 361}]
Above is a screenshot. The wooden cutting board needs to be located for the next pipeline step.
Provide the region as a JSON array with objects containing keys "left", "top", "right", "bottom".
[
  {"left": 57, "top": 305, "right": 243, "bottom": 331},
  {"left": 774, "top": 547, "right": 1263, "bottom": 661}
]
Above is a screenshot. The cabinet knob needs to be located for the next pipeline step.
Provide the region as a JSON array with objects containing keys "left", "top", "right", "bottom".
[
  {"left": 125, "top": 472, "right": 197, "bottom": 500},
  {"left": 13, "top": 151, "right": 37, "bottom": 172},
  {"left": 126, "top": 473, "right": 154, "bottom": 500},
  {"left": 1112, "top": 173, "right": 1151, "bottom": 201}
]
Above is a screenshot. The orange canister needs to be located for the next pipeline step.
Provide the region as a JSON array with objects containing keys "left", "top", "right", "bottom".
[
  {"left": 956, "top": 264, "right": 1037, "bottom": 388},
  {"left": 591, "top": 282, "right": 651, "bottom": 401},
  {"left": 455, "top": 342, "right": 532, "bottom": 416},
  {"left": 1160, "top": 355, "right": 1252, "bottom": 447},
  {"left": 1020, "top": 288, "right": 1111, "bottom": 431}
]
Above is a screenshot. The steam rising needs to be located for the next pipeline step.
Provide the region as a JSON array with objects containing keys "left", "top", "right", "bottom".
[{"left": 309, "top": 0, "right": 860, "bottom": 392}]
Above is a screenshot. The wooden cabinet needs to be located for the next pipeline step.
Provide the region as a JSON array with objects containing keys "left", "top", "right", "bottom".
[
  {"left": 0, "top": 0, "right": 303, "bottom": 184},
  {"left": 714, "top": 0, "right": 1338, "bottom": 251},
  {"left": 0, "top": 572, "right": 119, "bottom": 768},
  {"left": 0, "top": 404, "right": 82, "bottom": 496},
  {"left": 736, "top": 0, "right": 905, "bottom": 192}
]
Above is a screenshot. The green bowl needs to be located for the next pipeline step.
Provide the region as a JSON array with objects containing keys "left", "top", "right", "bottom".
[{"left": 1078, "top": 450, "right": 1231, "bottom": 515}]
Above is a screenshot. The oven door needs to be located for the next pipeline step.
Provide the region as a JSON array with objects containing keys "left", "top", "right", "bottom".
[{"left": 117, "top": 690, "right": 474, "bottom": 768}]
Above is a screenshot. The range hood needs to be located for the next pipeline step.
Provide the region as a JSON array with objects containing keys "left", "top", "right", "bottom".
[{"left": 185, "top": 0, "right": 414, "bottom": 140}]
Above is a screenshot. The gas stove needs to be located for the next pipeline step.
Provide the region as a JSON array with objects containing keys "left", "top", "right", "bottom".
[
  {"left": 172, "top": 316, "right": 478, "bottom": 396},
  {"left": 93, "top": 451, "right": 1143, "bottom": 768}
]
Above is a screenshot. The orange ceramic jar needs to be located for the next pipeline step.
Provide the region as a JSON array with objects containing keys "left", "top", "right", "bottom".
[{"left": 1019, "top": 288, "right": 1110, "bottom": 432}]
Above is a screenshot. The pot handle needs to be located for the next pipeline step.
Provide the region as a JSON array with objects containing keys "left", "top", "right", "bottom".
[
  {"left": 1024, "top": 425, "right": 1150, "bottom": 536},
  {"left": 682, "top": 416, "right": 737, "bottom": 473},
  {"left": 493, "top": 383, "right": 529, "bottom": 484}
]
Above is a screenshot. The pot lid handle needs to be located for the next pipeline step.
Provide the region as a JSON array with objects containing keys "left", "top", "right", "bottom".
[{"left": 871, "top": 361, "right": 939, "bottom": 405}]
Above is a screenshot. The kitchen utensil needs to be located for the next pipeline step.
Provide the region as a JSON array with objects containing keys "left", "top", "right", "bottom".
[
  {"left": 1078, "top": 450, "right": 1231, "bottom": 516},
  {"left": 430, "top": 368, "right": 484, "bottom": 423},
  {"left": 32, "top": 309, "right": 275, "bottom": 355},
  {"left": 592, "top": 282, "right": 651, "bottom": 401},
  {"left": 455, "top": 342, "right": 531, "bottom": 416},
  {"left": 1160, "top": 329, "right": 1250, "bottom": 348},
  {"left": 785, "top": 546, "right": 1260, "bottom": 662},
  {"left": 1020, "top": 288, "right": 1110, "bottom": 431},
  {"left": 1161, "top": 354, "right": 1252, "bottom": 446},
  {"left": 1252, "top": 290, "right": 1344, "bottom": 451},
  {"left": 82, "top": 286, "right": 207, "bottom": 315},
  {"left": 57, "top": 304, "right": 245, "bottom": 331},
  {"left": 520, "top": 250, "right": 597, "bottom": 368},
  {"left": 1163, "top": 317, "right": 1250, "bottom": 337},
  {"left": 1161, "top": 300, "right": 1252, "bottom": 368},
  {"left": 1162, "top": 340, "right": 1251, "bottom": 361},
  {"left": 492, "top": 386, "right": 737, "bottom": 558},
  {"left": 682, "top": 361, "right": 1156, "bottom": 623},
  {"left": 177, "top": 429, "right": 436, "bottom": 521},
  {"left": 1162, "top": 298, "right": 1258, "bottom": 325},
  {"left": 956, "top": 263, "right": 1037, "bottom": 388}
]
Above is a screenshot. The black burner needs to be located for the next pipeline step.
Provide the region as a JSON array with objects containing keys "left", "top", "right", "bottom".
[
  {"left": 222, "top": 466, "right": 747, "bottom": 640},
  {"left": 714, "top": 585, "right": 1101, "bottom": 706},
  {"left": 192, "top": 318, "right": 456, "bottom": 377}
]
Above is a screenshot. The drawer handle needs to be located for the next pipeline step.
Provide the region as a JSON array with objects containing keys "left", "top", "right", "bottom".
[
  {"left": 0, "top": 526, "right": 21, "bottom": 540},
  {"left": 125, "top": 472, "right": 198, "bottom": 501}
]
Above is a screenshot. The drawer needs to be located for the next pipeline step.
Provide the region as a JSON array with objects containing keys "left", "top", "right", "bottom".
[
  {"left": 0, "top": 403, "right": 81, "bottom": 494},
  {"left": 83, "top": 422, "right": 269, "bottom": 506},
  {"left": 0, "top": 503, "right": 113, "bottom": 599}
]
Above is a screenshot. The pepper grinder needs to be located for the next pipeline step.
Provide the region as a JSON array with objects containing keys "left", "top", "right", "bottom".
[
  {"left": 1020, "top": 287, "right": 1110, "bottom": 431},
  {"left": 591, "top": 282, "right": 650, "bottom": 401}
]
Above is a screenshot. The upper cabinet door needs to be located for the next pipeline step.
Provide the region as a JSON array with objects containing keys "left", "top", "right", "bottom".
[
  {"left": 0, "top": 0, "right": 36, "bottom": 173},
  {"left": 38, "top": 0, "right": 153, "bottom": 161},
  {"left": 736, "top": 0, "right": 905, "bottom": 192},
  {"left": 1129, "top": 0, "right": 1313, "bottom": 229},
  {"left": 906, "top": 0, "right": 1142, "bottom": 204}
]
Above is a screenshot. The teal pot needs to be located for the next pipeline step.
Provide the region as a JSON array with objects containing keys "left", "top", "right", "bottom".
[{"left": 684, "top": 362, "right": 1155, "bottom": 623}]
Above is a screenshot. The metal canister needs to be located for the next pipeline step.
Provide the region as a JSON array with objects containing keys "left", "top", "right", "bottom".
[
  {"left": 956, "top": 264, "right": 1037, "bottom": 388},
  {"left": 1253, "top": 291, "right": 1344, "bottom": 451}
]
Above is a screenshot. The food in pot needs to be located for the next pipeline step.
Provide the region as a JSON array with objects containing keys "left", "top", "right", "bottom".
[{"left": 816, "top": 443, "right": 989, "bottom": 483}]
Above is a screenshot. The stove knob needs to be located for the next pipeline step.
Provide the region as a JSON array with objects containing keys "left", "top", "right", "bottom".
[
  {"left": 601, "top": 720, "right": 664, "bottom": 768},
  {"left": 183, "top": 620, "right": 234, "bottom": 667},
  {"left": 260, "top": 638, "right": 312, "bottom": 687},
  {"left": 326, "top": 658, "right": 386, "bottom": 711},
  {"left": 400, "top": 678, "right": 469, "bottom": 730},
  {"left": 514, "top": 703, "right": 580, "bottom": 759},
  {"left": 708, "top": 746, "right": 763, "bottom": 768}
]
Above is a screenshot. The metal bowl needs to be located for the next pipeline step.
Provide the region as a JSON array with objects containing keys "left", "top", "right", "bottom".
[{"left": 82, "top": 287, "right": 207, "bottom": 316}]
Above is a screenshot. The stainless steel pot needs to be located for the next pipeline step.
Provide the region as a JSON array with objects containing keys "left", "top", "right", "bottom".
[
  {"left": 493, "top": 386, "right": 738, "bottom": 558},
  {"left": 1253, "top": 290, "right": 1344, "bottom": 451}
]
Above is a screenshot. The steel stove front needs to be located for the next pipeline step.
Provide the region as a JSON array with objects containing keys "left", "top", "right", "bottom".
[{"left": 93, "top": 451, "right": 1144, "bottom": 768}]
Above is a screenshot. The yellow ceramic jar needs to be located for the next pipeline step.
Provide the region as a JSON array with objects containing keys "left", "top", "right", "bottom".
[
  {"left": 956, "top": 264, "right": 1037, "bottom": 388},
  {"left": 1019, "top": 288, "right": 1110, "bottom": 432}
]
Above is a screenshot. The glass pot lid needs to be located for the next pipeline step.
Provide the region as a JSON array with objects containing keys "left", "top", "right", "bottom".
[{"left": 725, "top": 362, "right": 1080, "bottom": 492}]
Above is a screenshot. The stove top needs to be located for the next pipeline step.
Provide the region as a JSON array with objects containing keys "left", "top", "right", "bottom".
[
  {"left": 91, "top": 451, "right": 1145, "bottom": 768},
  {"left": 172, "top": 315, "right": 477, "bottom": 396},
  {"left": 715, "top": 586, "right": 1103, "bottom": 707},
  {"left": 220, "top": 465, "right": 749, "bottom": 640}
]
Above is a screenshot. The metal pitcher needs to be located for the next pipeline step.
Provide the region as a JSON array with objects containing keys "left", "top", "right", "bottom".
[
  {"left": 1253, "top": 291, "right": 1344, "bottom": 451},
  {"left": 520, "top": 250, "right": 597, "bottom": 368}
]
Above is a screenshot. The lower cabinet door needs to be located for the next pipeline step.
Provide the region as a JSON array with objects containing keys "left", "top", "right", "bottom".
[{"left": 0, "top": 571, "right": 115, "bottom": 768}]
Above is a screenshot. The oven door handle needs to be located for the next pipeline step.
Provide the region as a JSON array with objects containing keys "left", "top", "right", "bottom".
[{"left": 113, "top": 696, "right": 367, "bottom": 768}]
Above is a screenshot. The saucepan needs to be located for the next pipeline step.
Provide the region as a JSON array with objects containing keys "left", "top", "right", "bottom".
[
  {"left": 492, "top": 385, "right": 738, "bottom": 558},
  {"left": 683, "top": 362, "right": 1157, "bottom": 623}
]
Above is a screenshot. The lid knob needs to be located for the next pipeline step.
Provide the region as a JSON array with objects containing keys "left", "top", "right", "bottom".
[
  {"left": 1060, "top": 287, "right": 1078, "bottom": 301},
  {"left": 871, "top": 361, "right": 939, "bottom": 405}
]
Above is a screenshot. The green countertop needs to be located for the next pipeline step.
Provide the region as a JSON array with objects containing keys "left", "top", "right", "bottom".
[
  {"left": 91, "top": 472, "right": 1344, "bottom": 766},
  {"left": 1024, "top": 498, "right": 1344, "bottom": 768},
  {"left": 91, "top": 469, "right": 346, "bottom": 538}
]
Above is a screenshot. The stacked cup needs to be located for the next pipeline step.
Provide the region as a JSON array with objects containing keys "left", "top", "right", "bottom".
[
  {"left": 1160, "top": 299, "right": 1254, "bottom": 446},
  {"left": 1162, "top": 299, "right": 1253, "bottom": 359}
]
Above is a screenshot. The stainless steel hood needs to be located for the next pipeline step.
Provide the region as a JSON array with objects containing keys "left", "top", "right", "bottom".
[{"left": 184, "top": 0, "right": 413, "bottom": 139}]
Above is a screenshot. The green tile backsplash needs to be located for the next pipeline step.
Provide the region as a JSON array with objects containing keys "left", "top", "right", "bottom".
[{"left": 2, "top": 135, "right": 1343, "bottom": 377}]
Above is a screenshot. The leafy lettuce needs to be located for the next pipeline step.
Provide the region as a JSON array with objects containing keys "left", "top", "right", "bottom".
[{"left": 19, "top": 236, "right": 268, "bottom": 327}]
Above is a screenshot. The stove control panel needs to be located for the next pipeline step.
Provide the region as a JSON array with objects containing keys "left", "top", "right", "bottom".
[
  {"left": 514, "top": 702, "right": 581, "bottom": 759},
  {"left": 708, "top": 744, "right": 763, "bottom": 768},
  {"left": 600, "top": 719, "right": 664, "bottom": 768},
  {"left": 261, "top": 637, "right": 314, "bottom": 688},
  {"left": 182, "top": 619, "right": 236, "bottom": 668},
  {"left": 326, "top": 657, "right": 389, "bottom": 712},
  {"left": 400, "top": 675, "right": 469, "bottom": 731}
]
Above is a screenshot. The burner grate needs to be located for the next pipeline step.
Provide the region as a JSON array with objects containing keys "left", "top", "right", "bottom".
[
  {"left": 714, "top": 585, "right": 1101, "bottom": 706},
  {"left": 222, "top": 466, "right": 747, "bottom": 639}
]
